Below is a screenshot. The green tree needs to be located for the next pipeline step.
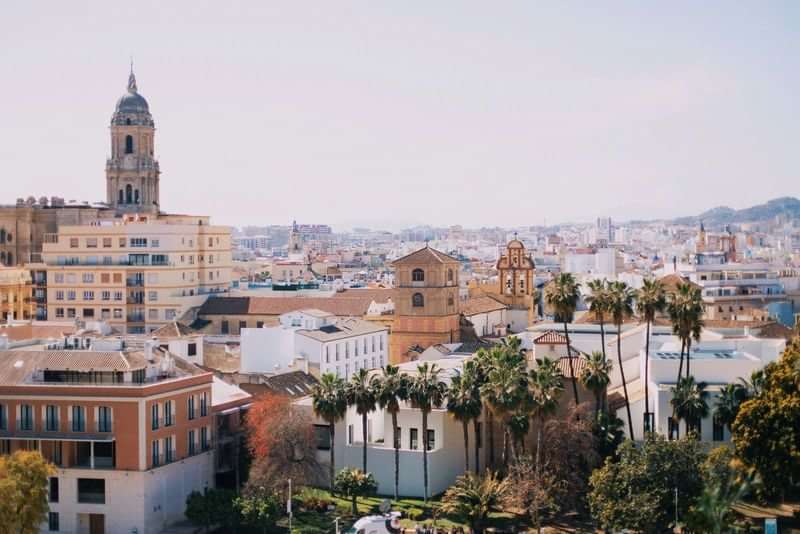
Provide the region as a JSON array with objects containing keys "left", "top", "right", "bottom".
[
  {"left": 670, "top": 375, "right": 709, "bottom": 439},
  {"left": 473, "top": 347, "right": 495, "bottom": 467},
  {"left": 593, "top": 410, "right": 625, "bottom": 461},
  {"left": 714, "top": 383, "right": 748, "bottom": 435},
  {"left": 185, "top": 489, "right": 238, "bottom": 532},
  {"left": 372, "top": 364, "right": 409, "bottom": 500},
  {"left": 636, "top": 277, "right": 666, "bottom": 432},
  {"left": 311, "top": 372, "right": 347, "bottom": 493},
  {"left": 481, "top": 344, "right": 528, "bottom": 466},
  {"left": 608, "top": 280, "right": 635, "bottom": 440},
  {"left": 667, "top": 281, "right": 704, "bottom": 382},
  {"left": 732, "top": 342, "right": 800, "bottom": 500},
  {"left": 345, "top": 368, "right": 377, "bottom": 473},
  {"left": 588, "top": 434, "right": 706, "bottom": 532},
  {"left": 235, "top": 489, "right": 281, "bottom": 534},
  {"left": 0, "top": 450, "right": 54, "bottom": 534},
  {"left": 447, "top": 362, "right": 483, "bottom": 473},
  {"left": 584, "top": 278, "right": 611, "bottom": 362},
  {"left": 461, "top": 358, "right": 486, "bottom": 472},
  {"left": 334, "top": 468, "right": 377, "bottom": 516},
  {"left": 579, "top": 351, "right": 611, "bottom": 417},
  {"left": 441, "top": 472, "right": 509, "bottom": 534},
  {"left": 408, "top": 362, "right": 447, "bottom": 502},
  {"left": 545, "top": 273, "right": 581, "bottom": 405}
]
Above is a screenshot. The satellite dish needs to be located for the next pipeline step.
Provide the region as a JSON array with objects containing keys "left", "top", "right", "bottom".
[{"left": 379, "top": 499, "right": 391, "bottom": 514}]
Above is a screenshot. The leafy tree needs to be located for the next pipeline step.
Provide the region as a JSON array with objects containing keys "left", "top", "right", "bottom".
[
  {"left": 584, "top": 278, "right": 611, "bottom": 362},
  {"left": 311, "top": 372, "right": 347, "bottom": 493},
  {"left": 441, "top": 472, "right": 509, "bottom": 534},
  {"left": 235, "top": 488, "right": 281, "bottom": 534},
  {"left": 588, "top": 434, "right": 706, "bottom": 532},
  {"left": 407, "top": 362, "right": 447, "bottom": 502},
  {"left": 579, "top": 351, "right": 611, "bottom": 417},
  {"left": 592, "top": 410, "right": 625, "bottom": 461},
  {"left": 608, "top": 280, "right": 636, "bottom": 439},
  {"left": 372, "top": 364, "right": 409, "bottom": 499},
  {"left": 732, "top": 342, "right": 800, "bottom": 500},
  {"left": 446, "top": 362, "right": 483, "bottom": 473},
  {"left": 0, "top": 450, "right": 54, "bottom": 534},
  {"left": 185, "top": 489, "right": 238, "bottom": 532},
  {"left": 636, "top": 277, "right": 666, "bottom": 432},
  {"left": 545, "top": 273, "right": 581, "bottom": 405},
  {"left": 345, "top": 368, "right": 377, "bottom": 473},
  {"left": 667, "top": 281, "right": 704, "bottom": 382},
  {"left": 670, "top": 375, "right": 709, "bottom": 438},
  {"left": 334, "top": 468, "right": 377, "bottom": 516}
]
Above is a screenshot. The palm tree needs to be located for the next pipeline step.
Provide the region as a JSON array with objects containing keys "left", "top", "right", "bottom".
[
  {"left": 481, "top": 346, "right": 528, "bottom": 467},
  {"left": 460, "top": 359, "right": 485, "bottom": 472},
  {"left": 311, "top": 373, "right": 347, "bottom": 493},
  {"left": 608, "top": 280, "right": 635, "bottom": 440},
  {"left": 739, "top": 369, "right": 765, "bottom": 397},
  {"left": 670, "top": 375, "right": 710, "bottom": 438},
  {"left": 473, "top": 347, "right": 496, "bottom": 467},
  {"left": 529, "top": 357, "right": 563, "bottom": 478},
  {"left": 636, "top": 278, "right": 666, "bottom": 433},
  {"left": 447, "top": 364, "right": 483, "bottom": 473},
  {"left": 579, "top": 351, "right": 612, "bottom": 418},
  {"left": 372, "top": 365, "right": 409, "bottom": 500},
  {"left": 544, "top": 273, "right": 580, "bottom": 405},
  {"left": 407, "top": 362, "right": 447, "bottom": 502},
  {"left": 714, "top": 383, "right": 748, "bottom": 435},
  {"left": 585, "top": 279, "right": 611, "bottom": 362},
  {"left": 345, "top": 368, "right": 377, "bottom": 473},
  {"left": 440, "top": 471, "right": 510, "bottom": 534},
  {"left": 667, "top": 281, "right": 704, "bottom": 382}
]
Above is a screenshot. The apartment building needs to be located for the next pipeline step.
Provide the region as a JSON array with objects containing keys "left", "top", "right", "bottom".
[
  {"left": 34, "top": 215, "right": 232, "bottom": 334},
  {"left": 0, "top": 346, "right": 241, "bottom": 534}
]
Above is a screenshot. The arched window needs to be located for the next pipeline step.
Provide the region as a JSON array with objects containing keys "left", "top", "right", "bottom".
[
  {"left": 412, "top": 269, "right": 425, "bottom": 282},
  {"left": 412, "top": 293, "right": 424, "bottom": 307},
  {"left": 125, "top": 184, "right": 133, "bottom": 204},
  {"left": 0, "top": 229, "right": 5, "bottom": 244},
  {"left": 134, "top": 189, "right": 140, "bottom": 204},
  {"left": 125, "top": 135, "right": 134, "bottom": 154},
  {"left": 447, "top": 295, "right": 454, "bottom": 306},
  {"left": 447, "top": 269, "right": 454, "bottom": 282},
  {"left": 118, "top": 190, "right": 124, "bottom": 204}
]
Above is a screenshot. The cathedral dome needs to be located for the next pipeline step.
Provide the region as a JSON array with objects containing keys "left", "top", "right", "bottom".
[{"left": 114, "top": 70, "right": 150, "bottom": 114}]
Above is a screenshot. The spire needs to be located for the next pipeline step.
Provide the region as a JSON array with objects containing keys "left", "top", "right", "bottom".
[{"left": 128, "top": 59, "right": 138, "bottom": 93}]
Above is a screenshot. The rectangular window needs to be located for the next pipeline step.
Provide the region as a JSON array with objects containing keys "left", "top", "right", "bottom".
[
  {"left": 130, "top": 238, "right": 148, "bottom": 248},
  {"left": 100, "top": 273, "right": 110, "bottom": 283},
  {"left": 164, "top": 401, "right": 174, "bottom": 427},
  {"left": 102, "top": 256, "right": 112, "bottom": 265},
  {"left": 48, "top": 512, "right": 59, "bottom": 532},
  {"left": 188, "top": 343, "right": 197, "bottom": 356},
  {"left": 45, "top": 405, "right": 59, "bottom": 431},
  {"left": 118, "top": 238, "right": 126, "bottom": 248},
  {"left": 102, "top": 237, "right": 112, "bottom": 248},
  {"left": 256, "top": 321, "right": 264, "bottom": 328},
  {"left": 0, "top": 404, "right": 6, "bottom": 430},
  {"left": 151, "top": 404, "right": 160, "bottom": 430},
  {"left": 668, "top": 417, "right": 678, "bottom": 441},
  {"left": 66, "top": 308, "right": 76, "bottom": 318},
  {"left": 221, "top": 320, "right": 229, "bottom": 334},
  {"left": 148, "top": 308, "right": 159, "bottom": 320},
  {"left": 49, "top": 477, "right": 59, "bottom": 503},
  {"left": 86, "top": 238, "right": 97, "bottom": 248},
  {"left": 394, "top": 426, "right": 402, "bottom": 449},
  {"left": 55, "top": 290, "right": 64, "bottom": 301},
  {"left": 187, "top": 396, "right": 196, "bottom": 420},
  {"left": 67, "top": 290, "right": 76, "bottom": 301},
  {"left": 239, "top": 320, "right": 246, "bottom": 331},
  {"left": 165, "top": 309, "right": 177, "bottom": 320},
  {"left": 151, "top": 239, "right": 160, "bottom": 248},
  {"left": 83, "top": 291, "right": 94, "bottom": 301},
  {"left": 410, "top": 428, "right": 419, "bottom": 450},
  {"left": 152, "top": 440, "right": 160, "bottom": 467},
  {"left": 77, "top": 478, "right": 105, "bottom": 504},
  {"left": 69, "top": 238, "right": 79, "bottom": 248},
  {"left": 426, "top": 429, "right": 435, "bottom": 451},
  {"left": 348, "top": 424, "right": 354, "bottom": 445},
  {"left": 82, "top": 273, "right": 94, "bottom": 283},
  {"left": 19, "top": 404, "right": 33, "bottom": 431},
  {"left": 200, "top": 427, "right": 209, "bottom": 451},
  {"left": 97, "top": 406, "right": 112, "bottom": 433},
  {"left": 314, "top": 424, "right": 332, "bottom": 450},
  {"left": 200, "top": 392, "right": 208, "bottom": 417},
  {"left": 101, "top": 291, "right": 110, "bottom": 301},
  {"left": 71, "top": 406, "right": 85, "bottom": 432},
  {"left": 54, "top": 273, "right": 64, "bottom": 284},
  {"left": 113, "top": 273, "right": 122, "bottom": 283},
  {"left": 113, "top": 308, "right": 122, "bottom": 319},
  {"left": 188, "top": 430, "right": 196, "bottom": 455},
  {"left": 165, "top": 436, "right": 174, "bottom": 463}
]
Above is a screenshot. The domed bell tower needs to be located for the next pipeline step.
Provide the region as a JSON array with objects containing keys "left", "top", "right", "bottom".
[{"left": 106, "top": 67, "right": 160, "bottom": 214}]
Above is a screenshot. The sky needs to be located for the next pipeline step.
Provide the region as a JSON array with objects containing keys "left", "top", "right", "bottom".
[{"left": 1, "top": 2, "right": 798, "bottom": 231}]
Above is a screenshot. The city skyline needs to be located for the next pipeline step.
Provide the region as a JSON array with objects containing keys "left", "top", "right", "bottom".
[{"left": 2, "top": 2, "right": 799, "bottom": 230}]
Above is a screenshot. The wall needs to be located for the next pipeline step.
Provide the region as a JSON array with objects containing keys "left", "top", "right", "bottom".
[{"left": 240, "top": 326, "right": 296, "bottom": 373}]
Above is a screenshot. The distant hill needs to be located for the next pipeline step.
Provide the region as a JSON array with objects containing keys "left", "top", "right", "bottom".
[{"left": 672, "top": 197, "right": 800, "bottom": 226}]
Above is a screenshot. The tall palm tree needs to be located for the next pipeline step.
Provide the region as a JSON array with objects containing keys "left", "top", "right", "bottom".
[
  {"left": 667, "top": 281, "right": 704, "bottom": 382},
  {"left": 545, "top": 273, "right": 581, "bottom": 405},
  {"left": 473, "top": 347, "right": 495, "bottom": 467},
  {"left": 460, "top": 359, "right": 485, "bottom": 472},
  {"left": 480, "top": 346, "right": 528, "bottom": 467},
  {"left": 636, "top": 278, "right": 666, "bottom": 433},
  {"left": 372, "top": 365, "right": 409, "bottom": 500},
  {"left": 407, "top": 362, "right": 447, "bottom": 502},
  {"left": 585, "top": 279, "right": 611, "bottom": 362},
  {"left": 739, "top": 369, "right": 765, "bottom": 397},
  {"left": 670, "top": 375, "right": 709, "bottom": 439},
  {"left": 529, "top": 357, "right": 563, "bottom": 478},
  {"left": 608, "top": 280, "right": 635, "bottom": 440},
  {"left": 447, "top": 364, "right": 483, "bottom": 473},
  {"left": 579, "top": 351, "right": 612, "bottom": 418},
  {"left": 311, "top": 373, "right": 347, "bottom": 493},
  {"left": 345, "top": 368, "right": 377, "bottom": 473},
  {"left": 714, "top": 383, "right": 747, "bottom": 435}
]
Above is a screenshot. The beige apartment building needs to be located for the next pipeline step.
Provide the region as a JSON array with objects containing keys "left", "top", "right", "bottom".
[{"left": 36, "top": 215, "right": 232, "bottom": 333}]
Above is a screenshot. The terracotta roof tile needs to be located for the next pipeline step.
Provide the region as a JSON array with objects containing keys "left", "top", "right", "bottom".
[
  {"left": 462, "top": 295, "right": 508, "bottom": 316},
  {"left": 556, "top": 356, "right": 587, "bottom": 379},
  {"left": 391, "top": 246, "right": 460, "bottom": 266}
]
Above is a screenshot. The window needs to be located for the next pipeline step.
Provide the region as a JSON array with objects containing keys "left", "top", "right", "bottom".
[
  {"left": 412, "top": 268, "right": 425, "bottom": 282},
  {"left": 410, "top": 428, "right": 419, "bottom": 450},
  {"left": 0, "top": 404, "right": 6, "bottom": 430},
  {"left": 101, "top": 291, "right": 110, "bottom": 301},
  {"left": 94, "top": 406, "right": 112, "bottom": 432},
  {"left": 83, "top": 308, "right": 94, "bottom": 319},
  {"left": 55, "top": 307, "right": 64, "bottom": 318},
  {"left": 165, "top": 436, "right": 174, "bottom": 463},
  {"left": 448, "top": 295, "right": 454, "bottom": 306},
  {"left": 165, "top": 309, "right": 177, "bottom": 320},
  {"left": 19, "top": 404, "right": 33, "bottom": 431},
  {"left": 71, "top": 406, "right": 85, "bottom": 432},
  {"left": 130, "top": 238, "right": 147, "bottom": 248},
  {"left": 188, "top": 430, "right": 196, "bottom": 455},
  {"left": 164, "top": 401, "right": 174, "bottom": 426},
  {"left": 77, "top": 478, "right": 105, "bottom": 504},
  {"left": 394, "top": 427, "right": 402, "bottom": 448},
  {"left": 239, "top": 320, "right": 247, "bottom": 331},
  {"left": 187, "top": 396, "right": 196, "bottom": 420},
  {"left": 713, "top": 413, "right": 725, "bottom": 441},
  {"left": 102, "top": 237, "right": 112, "bottom": 248},
  {"left": 69, "top": 238, "right": 79, "bottom": 248},
  {"left": 200, "top": 426, "right": 209, "bottom": 451},
  {"left": 113, "top": 291, "right": 123, "bottom": 301},
  {"left": 426, "top": 429, "right": 435, "bottom": 451},
  {"left": 412, "top": 293, "right": 424, "bottom": 307},
  {"left": 49, "top": 477, "right": 59, "bottom": 503},
  {"left": 45, "top": 405, "right": 59, "bottom": 431},
  {"left": 82, "top": 273, "right": 94, "bottom": 283},
  {"left": 66, "top": 308, "right": 76, "bottom": 318},
  {"left": 256, "top": 321, "right": 264, "bottom": 328},
  {"left": 125, "top": 134, "right": 134, "bottom": 154},
  {"left": 54, "top": 273, "right": 64, "bottom": 283},
  {"left": 188, "top": 343, "right": 197, "bottom": 357},
  {"left": 48, "top": 512, "right": 59, "bottom": 532},
  {"left": 348, "top": 424, "right": 354, "bottom": 445},
  {"left": 314, "top": 424, "right": 332, "bottom": 450},
  {"left": 325, "top": 346, "right": 330, "bottom": 364},
  {"left": 200, "top": 392, "right": 208, "bottom": 417},
  {"left": 113, "top": 272, "right": 122, "bottom": 283},
  {"left": 86, "top": 238, "right": 98, "bottom": 249},
  {"left": 151, "top": 404, "right": 160, "bottom": 430},
  {"left": 113, "top": 308, "right": 123, "bottom": 319},
  {"left": 83, "top": 291, "right": 94, "bottom": 301},
  {"left": 151, "top": 239, "right": 160, "bottom": 248},
  {"left": 100, "top": 273, "right": 110, "bottom": 283},
  {"left": 151, "top": 440, "right": 161, "bottom": 467},
  {"left": 447, "top": 268, "right": 454, "bottom": 282},
  {"left": 67, "top": 290, "right": 76, "bottom": 301},
  {"left": 55, "top": 290, "right": 64, "bottom": 301},
  {"left": 148, "top": 309, "right": 159, "bottom": 321},
  {"left": 221, "top": 320, "right": 229, "bottom": 334}
]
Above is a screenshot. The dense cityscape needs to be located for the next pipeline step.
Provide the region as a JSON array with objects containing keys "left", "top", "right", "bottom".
[{"left": 2, "top": 4, "right": 799, "bottom": 534}]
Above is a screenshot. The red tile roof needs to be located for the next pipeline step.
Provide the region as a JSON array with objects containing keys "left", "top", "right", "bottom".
[{"left": 533, "top": 330, "right": 569, "bottom": 345}]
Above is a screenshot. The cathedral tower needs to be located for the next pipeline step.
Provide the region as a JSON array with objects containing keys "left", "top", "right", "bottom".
[{"left": 106, "top": 67, "right": 160, "bottom": 214}]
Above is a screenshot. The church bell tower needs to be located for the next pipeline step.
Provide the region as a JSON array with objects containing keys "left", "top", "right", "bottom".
[{"left": 106, "top": 67, "right": 160, "bottom": 214}]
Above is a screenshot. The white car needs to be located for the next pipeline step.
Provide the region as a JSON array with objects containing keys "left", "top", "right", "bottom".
[{"left": 346, "top": 511, "right": 403, "bottom": 534}]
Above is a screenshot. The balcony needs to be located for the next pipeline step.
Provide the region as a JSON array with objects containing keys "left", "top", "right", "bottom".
[
  {"left": 126, "top": 277, "right": 144, "bottom": 287},
  {"left": 127, "top": 314, "right": 145, "bottom": 323}
]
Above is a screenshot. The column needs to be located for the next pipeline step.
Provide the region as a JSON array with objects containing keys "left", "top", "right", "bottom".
[{"left": 90, "top": 441, "right": 95, "bottom": 469}]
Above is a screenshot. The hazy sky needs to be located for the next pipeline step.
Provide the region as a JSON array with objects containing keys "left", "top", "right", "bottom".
[{"left": 2, "top": 2, "right": 798, "bottom": 231}]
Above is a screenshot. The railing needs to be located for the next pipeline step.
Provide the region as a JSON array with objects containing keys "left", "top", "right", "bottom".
[
  {"left": 77, "top": 491, "right": 105, "bottom": 504},
  {"left": 126, "top": 278, "right": 144, "bottom": 287},
  {"left": 127, "top": 315, "right": 145, "bottom": 323},
  {"left": 96, "top": 420, "right": 112, "bottom": 433}
]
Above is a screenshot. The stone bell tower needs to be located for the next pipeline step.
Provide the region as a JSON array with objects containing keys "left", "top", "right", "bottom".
[{"left": 106, "top": 66, "right": 160, "bottom": 214}]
